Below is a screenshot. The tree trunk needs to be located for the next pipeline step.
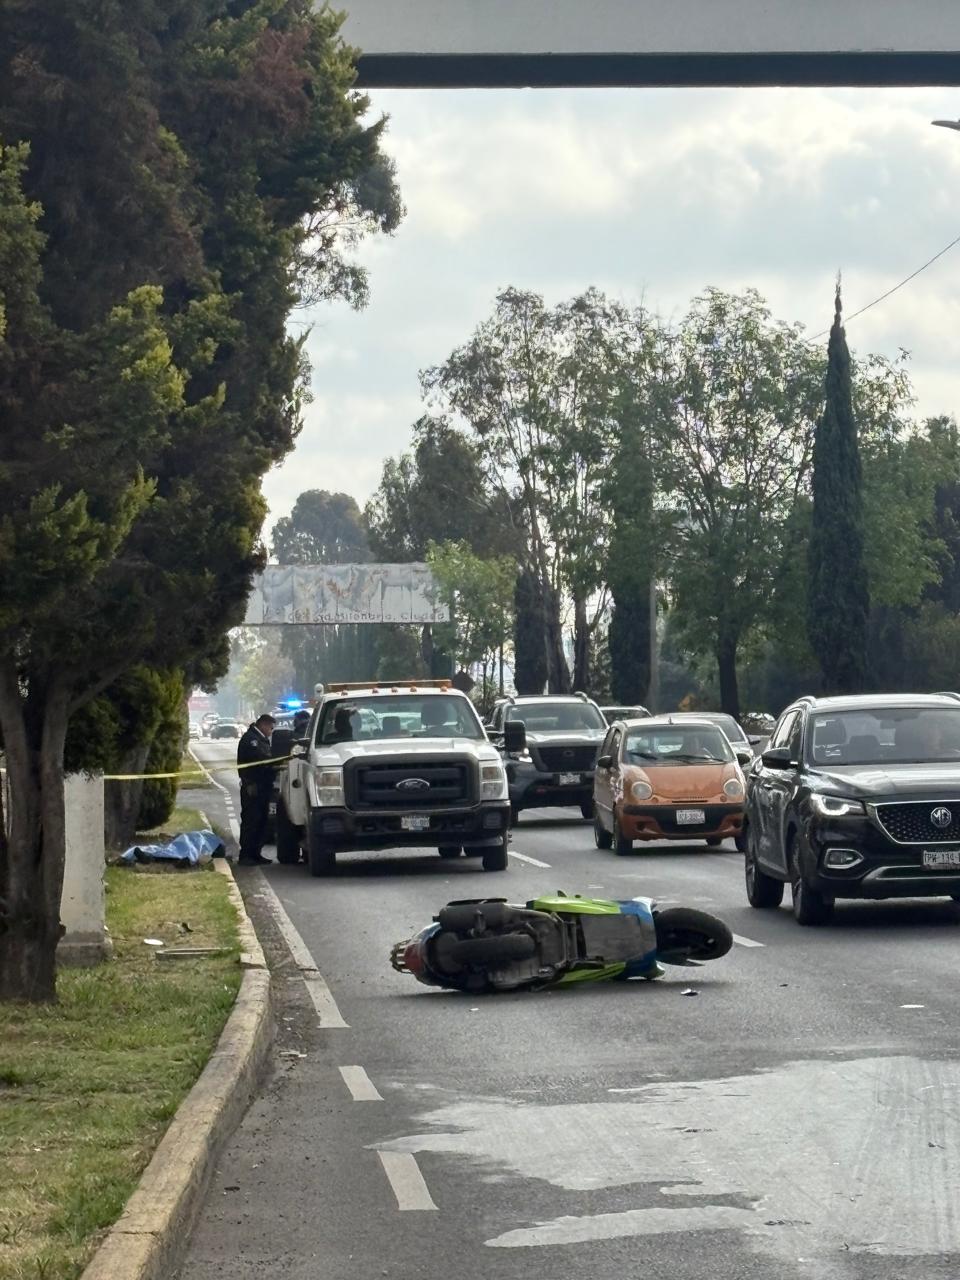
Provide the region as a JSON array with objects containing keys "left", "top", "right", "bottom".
[
  {"left": 513, "top": 568, "right": 548, "bottom": 694},
  {"left": 572, "top": 595, "right": 590, "bottom": 692},
  {"left": 717, "top": 631, "right": 740, "bottom": 721},
  {"left": 0, "top": 668, "right": 69, "bottom": 1003},
  {"left": 609, "top": 584, "right": 651, "bottom": 706},
  {"left": 544, "top": 583, "right": 571, "bottom": 695}
]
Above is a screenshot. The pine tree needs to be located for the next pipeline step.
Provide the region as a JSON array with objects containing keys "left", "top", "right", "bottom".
[{"left": 807, "top": 285, "right": 871, "bottom": 692}]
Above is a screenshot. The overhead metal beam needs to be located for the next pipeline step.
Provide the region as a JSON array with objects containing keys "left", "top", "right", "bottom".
[{"left": 338, "top": 0, "right": 960, "bottom": 89}]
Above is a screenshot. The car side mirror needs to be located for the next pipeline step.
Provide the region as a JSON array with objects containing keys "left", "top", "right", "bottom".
[
  {"left": 596, "top": 753, "right": 613, "bottom": 770},
  {"left": 761, "top": 747, "right": 795, "bottom": 770},
  {"left": 748, "top": 735, "right": 763, "bottom": 746},
  {"left": 503, "top": 720, "right": 527, "bottom": 753},
  {"left": 736, "top": 748, "right": 754, "bottom": 767}
]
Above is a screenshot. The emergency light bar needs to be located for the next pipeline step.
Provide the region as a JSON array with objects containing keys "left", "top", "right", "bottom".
[{"left": 326, "top": 680, "right": 452, "bottom": 694}]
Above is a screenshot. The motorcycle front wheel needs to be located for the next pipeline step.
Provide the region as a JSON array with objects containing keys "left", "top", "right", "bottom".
[{"left": 654, "top": 907, "right": 733, "bottom": 964}]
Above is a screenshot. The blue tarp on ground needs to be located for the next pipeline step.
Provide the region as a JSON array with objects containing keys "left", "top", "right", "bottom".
[{"left": 119, "top": 829, "right": 225, "bottom": 867}]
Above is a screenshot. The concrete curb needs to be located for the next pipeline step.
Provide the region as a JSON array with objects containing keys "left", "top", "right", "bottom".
[{"left": 80, "top": 860, "right": 272, "bottom": 1280}]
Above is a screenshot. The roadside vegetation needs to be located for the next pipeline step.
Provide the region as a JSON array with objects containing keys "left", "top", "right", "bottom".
[
  {"left": 0, "top": 865, "right": 240, "bottom": 1280},
  {"left": 0, "top": 0, "right": 400, "bottom": 1001},
  {"left": 237, "top": 283, "right": 960, "bottom": 723}
]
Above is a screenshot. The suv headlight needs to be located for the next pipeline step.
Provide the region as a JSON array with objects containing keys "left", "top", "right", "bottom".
[
  {"left": 810, "top": 794, "right": 865, "bottom": 818},
  {"left": 631, "top": 780, "right": 653, "bottom": 801},
  {"left": 481, "top": 761, "right": 508, "bottom": 801},
  {"left": 723, "top": 778, "right": 744, "bottom": 799},
  {"left": 314, "top": 766, "right": 345, "bottom": 807}
]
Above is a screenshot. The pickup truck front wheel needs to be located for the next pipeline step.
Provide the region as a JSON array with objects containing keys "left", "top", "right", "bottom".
[
  {"left": 275, "top": 797, "right": 302, "bottom": 865},
  {"left": 482, "top": 833, "right": 509, "bottom": 873},
  {"left": 307, "top": 814, "right": 337, "bottom": 877}
]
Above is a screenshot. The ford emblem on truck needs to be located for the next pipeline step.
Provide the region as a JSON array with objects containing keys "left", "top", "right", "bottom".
[{"left": 397, "top": 777, "right": 430, "bottom": 792}]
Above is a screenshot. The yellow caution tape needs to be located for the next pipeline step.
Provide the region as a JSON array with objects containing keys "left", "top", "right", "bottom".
[{"left": 103, "top": 754, "right": 292, "bottom": 782}]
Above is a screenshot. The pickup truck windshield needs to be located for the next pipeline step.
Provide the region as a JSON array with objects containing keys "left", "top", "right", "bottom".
[{"left": 317, "top": 695, "right": 485, "bottom": 743}]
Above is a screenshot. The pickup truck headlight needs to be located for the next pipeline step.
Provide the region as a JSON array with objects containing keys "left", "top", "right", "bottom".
[
  {"left": 481, "top": 762, "right": 508, "bottom": 801},
  {"left": 314, "top": 766, "right": 345, "bottom": 807},
  {"left": 810, "top": 793, "right": 865, "bottom": 818}
]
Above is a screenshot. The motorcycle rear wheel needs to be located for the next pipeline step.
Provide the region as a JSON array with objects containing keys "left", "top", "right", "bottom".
[
  {"left": 437, "top": 901, "right": 516, "bottom": 932},
  {"left": 654, "top": 907, "right": 733, "bottom": 963},
  {"left": 449, "top": 933, "right": 536, "bottom": 966}
]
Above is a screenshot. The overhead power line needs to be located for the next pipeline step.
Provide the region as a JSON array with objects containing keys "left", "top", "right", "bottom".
[{"left": 810, "top": 229, "right": 960, "bottom": 342}]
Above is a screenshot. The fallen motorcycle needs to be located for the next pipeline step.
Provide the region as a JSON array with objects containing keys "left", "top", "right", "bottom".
[{"left": 390, "top": 892, "right": 733, "bottom": 993}]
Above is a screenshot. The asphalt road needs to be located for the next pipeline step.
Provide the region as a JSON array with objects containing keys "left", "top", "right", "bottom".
[{"left": 180, "top": 741, "right": 960, "bottom": 1280}]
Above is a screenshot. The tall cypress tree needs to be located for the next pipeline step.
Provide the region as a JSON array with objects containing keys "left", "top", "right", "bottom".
[
  {"left": 807, "top": 285, "right": 870, "bottom": 692},
  {"left": 607, "top": 418, "right": 654, "bottom": 706}
]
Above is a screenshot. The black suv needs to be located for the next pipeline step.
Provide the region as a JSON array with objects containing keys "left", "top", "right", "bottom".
[
  {"left": 488, "top": 694, "right": 606, "bottom": 823},
  {"left": 744, "top": 693, "right": 960, "bottom": 925}
]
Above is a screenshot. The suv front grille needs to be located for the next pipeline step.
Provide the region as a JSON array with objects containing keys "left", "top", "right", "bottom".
[
  {"left": 536, "top": 745, "right": 599, "bottom": 773},
  {"left": 347, "top": 760, "right": 472, "bottom": 810},
  {"left": 874, "top": 801, "right": 960, "bottom": 844}
]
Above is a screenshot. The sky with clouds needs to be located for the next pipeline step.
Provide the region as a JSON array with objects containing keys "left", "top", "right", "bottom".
[{"left": 262, "top": 85, "right": 960, "bottom": 538}]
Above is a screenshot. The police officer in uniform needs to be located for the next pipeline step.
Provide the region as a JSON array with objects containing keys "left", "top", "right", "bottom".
[{"left": 237, "top": 713, "right": 276, "bottom": 865}]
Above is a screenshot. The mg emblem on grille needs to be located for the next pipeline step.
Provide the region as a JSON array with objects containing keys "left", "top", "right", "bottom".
[
  {"left": 396, "top": 777, "right": 430, "bottom": 792},
  {"left": 931, "top": 806, "right": 953, "bottom": 829}
]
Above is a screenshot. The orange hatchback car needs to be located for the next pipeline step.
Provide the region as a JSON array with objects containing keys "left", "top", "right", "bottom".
[{"left": 593, "top": 717, "right": 752, "bottom": 855}]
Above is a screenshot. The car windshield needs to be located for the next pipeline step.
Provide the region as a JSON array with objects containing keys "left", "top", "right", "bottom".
[
  {"left": 507, "top": 701, "right": 605, "bottom": 731},
  {"left": 318, "top": 695, "right": 484, "bottom": 743},
  {"left": 624, "top": 725, "right": 735, "bottom": 764},
  {"left": 809, "top": 708, "right": 960, "bottom": 766}
]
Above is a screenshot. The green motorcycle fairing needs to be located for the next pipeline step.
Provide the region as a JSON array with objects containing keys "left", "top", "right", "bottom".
[{"left": 529, "top": 893, "right": 621, "bottom": 916}]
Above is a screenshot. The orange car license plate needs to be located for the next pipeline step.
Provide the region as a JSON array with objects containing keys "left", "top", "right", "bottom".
[{"left": 677, "top": 808, "right": 705, "bottom": 824}]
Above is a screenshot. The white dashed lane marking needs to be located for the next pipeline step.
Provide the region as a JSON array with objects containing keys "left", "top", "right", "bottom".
[
  {"left": 339, "top": 1065, "right": 383, "bottom": 1101},
  {"left": 377, "top": 1152, "right": 438, "bottom": 1211},
  {"left": 509, "top": 850, "right": 551, "bottom": 869},
  {"left": 732, "top": 934, "right": 764, "bottom": 948}
]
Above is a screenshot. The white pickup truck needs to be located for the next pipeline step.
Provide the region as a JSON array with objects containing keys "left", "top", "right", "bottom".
[{"left": 273, "top": 681, "right": 521, "bottom": 877}]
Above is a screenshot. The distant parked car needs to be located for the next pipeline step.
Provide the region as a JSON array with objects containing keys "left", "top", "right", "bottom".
[
  {"left": 601, "top": 705, "right": 650, "bottom": 724},
  {"left": 188, "top": 722, "right": 201, "bottom": 741},
  {"left": 669, "top": 711, "right": 761, "bottom": 756},
  {"left": 211, "top": 720, "right": 241, "bottom": 740}
]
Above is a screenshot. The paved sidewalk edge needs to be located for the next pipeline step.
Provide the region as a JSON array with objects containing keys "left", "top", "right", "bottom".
[{"left": 80, "top": 861, "right": 273, "bottom": 1280}]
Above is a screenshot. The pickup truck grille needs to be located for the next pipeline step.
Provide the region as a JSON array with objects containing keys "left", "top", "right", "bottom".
[
  {"left": 346, "top": 760, "right": 473, "bottom": 810},
  {"left": 535, "top": 745, "right": 599, "bottom": 774}
]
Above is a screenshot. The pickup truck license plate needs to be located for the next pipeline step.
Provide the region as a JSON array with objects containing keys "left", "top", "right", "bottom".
[
  {"left": 923, "top": 849, "right": 960, "bottom": 868},
  {"left": 677, "top": 808, "right": 706, "bottom": 825},
  {"left": 401, "top": 814, "right": 431, "bottom": 832},
  {"left": 559, "top": 772, "right": 581, "bottom": 786}
]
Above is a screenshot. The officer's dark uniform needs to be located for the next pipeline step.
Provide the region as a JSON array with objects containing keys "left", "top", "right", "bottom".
[{"left": 237, "top": 721, "right": 275, "bottom": 864}]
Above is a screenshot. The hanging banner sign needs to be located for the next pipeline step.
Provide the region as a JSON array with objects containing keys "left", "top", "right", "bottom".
[{"left": 244, "top": 564, "right": 450, "bottom": 625}]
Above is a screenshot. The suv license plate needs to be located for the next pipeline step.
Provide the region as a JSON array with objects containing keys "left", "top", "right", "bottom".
[
  {"left": 677, "top": 808, "right": 706, "bottom": 825},
  {"left": 402, "top": 814, "right": 431, "bottom": 832},
  {"left": 923, "top": 849, "right": 960, "bottom": 868},
  {"left": 559, "top": 772, "right": 581, "bottom": 786}
]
